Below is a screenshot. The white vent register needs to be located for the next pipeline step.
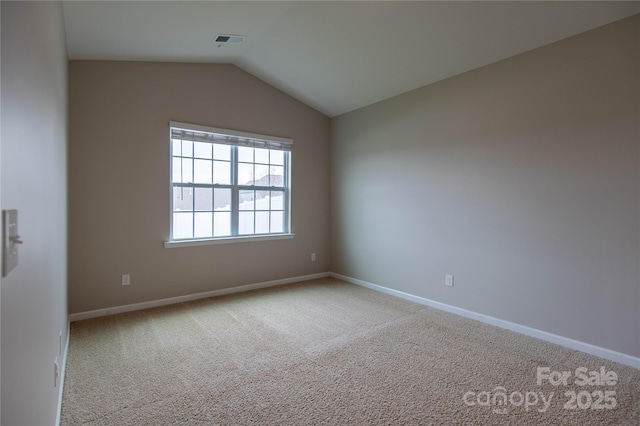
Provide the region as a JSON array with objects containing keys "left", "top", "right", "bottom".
[{"left": 213, "top": 34, "right": 246, "bottom": 45}]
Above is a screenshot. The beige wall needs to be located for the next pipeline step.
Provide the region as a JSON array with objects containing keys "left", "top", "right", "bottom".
[
  {"left": 68, "top": 61, "right": 330, "bottom": 313},
  {"left": 331, "top": 15, "right": 639, "bottom": 357},
  {"left": 1, "top": 2, "right": 69, "bottom": 424}
]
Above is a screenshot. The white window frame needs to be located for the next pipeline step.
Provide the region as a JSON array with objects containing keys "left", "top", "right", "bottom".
[{"left": 164, "top": 122, "right": 294, "bottom": 248}]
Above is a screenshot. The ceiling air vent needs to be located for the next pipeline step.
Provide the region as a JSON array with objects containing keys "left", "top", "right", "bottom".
[{"left": 213, "top": 35, "right": 246, "bottom": 45}]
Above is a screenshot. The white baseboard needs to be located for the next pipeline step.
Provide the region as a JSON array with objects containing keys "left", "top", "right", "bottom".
[
  {"left": 330, "top": 272, "right": 640, "bottom": 370},
  {"left": 69, "top": 272, "right": 331, "bottom": 322},
  {"left": 55, "top": 318, "right": 71, "bottom": 426}
]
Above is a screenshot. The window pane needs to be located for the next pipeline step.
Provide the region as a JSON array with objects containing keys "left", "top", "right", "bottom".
[
  {"left": 173, "top": 187, "right": 193, "bottom": 211},
  {"left": 172, "top": 158, "right": 182, "bottom": 183},
  {"left": 213, "top": 144, "right": 231, "bottom": 161},
  {"left": 238, "top": 146, "right": 253, "bottom": 162},
  {"left": 269, "top": 166, "right": 284, "bottom": 186},
  {"left": 256, "top": 211, "right": 269, "bottom": 234},
  {"left": 239, "top": 190, "right": 254, "bottom": 210},
  {"left": 194, "top": 187, "right": 212, "bottom": 211},
  {"left": 239, "top": 212, "right": 254, "bottom": 235},
  {"left": 193, "top": 142, "right": 212, "bottom": 159},
  {"left": 270, "top": 150, "right": 284, "bottom": 165},
  {"left": 255, "top": 148, "right": 269, "bottom": 164},
  {"left": 181, "top": 158, "right": 193, "bottom": 183},
  {"left": 214, "top": 212, "right": 231, "bottom": 237},
  {"left": 181, "top": 140, "right": 193, "bottom": 157},
  {"left": 173, "top": 212, "right": 193, "bottom": 239},
  {"left": 214, "top": 188, "right": 231, "bottom": 211},
  {"left": 172, "top": 139, "right": 183, "bottom": 157},
  {"left": 213, "top": 161, "right": 231, "bottom": 185},
  {"left": 255, "top": 164, "right": 269, "bottom": 185},
  {"left": 270, "top": 211, "right": 284, "bottom": 233},
  {"left": 270, "top": 190, "right": 284, "bottom": 210},
  {"left": 194, "top": 159, "right": 212, "bottom": 184},
  {"left": 194, "top": 212, "right": 212, "bottom": 238},
  {"left": 255, "top": 190, "right": 269, "bottom": 210},
  {"left": 238, "top": 163, "right": 253, "bottom": 185}
]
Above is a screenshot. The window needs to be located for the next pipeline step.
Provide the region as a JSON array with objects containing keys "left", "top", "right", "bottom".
[{"left": 168, "top": 122, "right": 292, "bottom": 244}]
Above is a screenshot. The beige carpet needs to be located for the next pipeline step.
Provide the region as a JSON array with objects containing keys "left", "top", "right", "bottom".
[{"left": 61, "top": 278, "right": 639, "bottom": 425}]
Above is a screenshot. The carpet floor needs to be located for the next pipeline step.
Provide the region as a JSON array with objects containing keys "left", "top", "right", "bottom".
[{"left": 61, "top": 277, "right": 639, "bottom": 425}]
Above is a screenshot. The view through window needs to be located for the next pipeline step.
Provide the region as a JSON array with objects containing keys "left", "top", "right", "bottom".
[{"left": 170, "top": 122, "right": 291, "bottom": 241}]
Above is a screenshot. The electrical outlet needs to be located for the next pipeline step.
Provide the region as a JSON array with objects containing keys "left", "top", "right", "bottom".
[
  {"left": 122, "top": 274, "right": 130, "bottom": 286},
  {"left": 54, "top": 357, "right": 60, "bottom": 387},
  {"left": 445, "top": 274, "right": 454, "bottom": 287},
  {"left": 311, "top": 253, "right": 316, "bottom": 261}
]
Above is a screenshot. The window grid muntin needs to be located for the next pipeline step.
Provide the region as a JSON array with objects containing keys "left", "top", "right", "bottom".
[
  {"left": 171, "top": 135, "right": 289, "bottom": 241},
  {"left": 172, "top": 183, "right": 234, "bottom": 239},
  {"left": 236, "top": 186, "right": 286, "bottom": 235}
]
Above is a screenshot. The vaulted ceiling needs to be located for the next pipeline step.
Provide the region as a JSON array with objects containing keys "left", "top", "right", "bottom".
[{"left": 62, "top": 1, "right": 639, "bottom": 117}]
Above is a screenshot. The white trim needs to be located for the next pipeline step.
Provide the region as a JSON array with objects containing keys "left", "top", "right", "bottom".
[
  {"left": 169, "top": 121, "right": 293, "bottom": 145},
  {"left": 55, "top": 318, "right": 71, "bottom": 426},
  {"left": 330, "top": 272, "right": 640, "bottom": 370},
  {"left": 69, "top": 272, "right": 330, "bottom": 322},
  {"left": 164, "top": 233, "right": 295, "bottom": 248}
]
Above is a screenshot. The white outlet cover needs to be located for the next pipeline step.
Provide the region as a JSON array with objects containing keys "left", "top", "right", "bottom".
[
  {"left": 2, "top": 209, "right": 20, "bottom": 277},
  {"left": 54, "top": 358, "right": 60, "bottom": 387},
  {"left": 445, "top": 274, "right": 454, "bottom": 287}
]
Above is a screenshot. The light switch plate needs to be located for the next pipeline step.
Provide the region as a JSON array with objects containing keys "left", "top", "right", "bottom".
[{"left": 2, "top": 209, "right": 20, "bottom": 277}]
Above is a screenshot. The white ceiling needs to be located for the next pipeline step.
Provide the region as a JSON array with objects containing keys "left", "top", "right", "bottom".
[{"left": 62, "top": 1, "right": 639, "bottom": 117}]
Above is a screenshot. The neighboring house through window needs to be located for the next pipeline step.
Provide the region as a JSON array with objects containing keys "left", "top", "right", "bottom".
[{"left": 169, "top": 122, "right": 292, "bottom": 244}]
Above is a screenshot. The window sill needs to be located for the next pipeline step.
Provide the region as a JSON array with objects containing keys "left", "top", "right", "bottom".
[{"left": 164, "top": 233, "right": 295, "bottom": 248}]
